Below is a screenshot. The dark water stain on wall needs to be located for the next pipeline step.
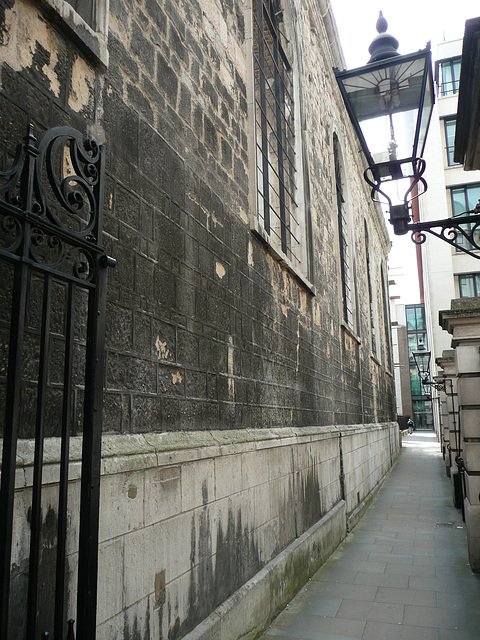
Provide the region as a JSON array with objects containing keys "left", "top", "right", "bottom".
[
  {"left": 164, "top": 504, "right": 261, "bottom": 639},
  {"left": 10, "top": 504, "right": 62, "bottom": 638},
  {"left": 124, "top": 603, "right": 150, "bottom": 640},
  {"left": 296, "top": 463, "right": 324, "bottom": 534},
  {"left": 161, "top": 459, "right": 333, "bottom": 638}
]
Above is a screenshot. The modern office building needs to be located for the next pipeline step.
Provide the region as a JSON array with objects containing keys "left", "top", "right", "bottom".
[
  {"left": 390, "top": 301, "right": 433, "bottom": 430},
  {"left": 417, "top": 37, "right": 480, "bottom": 430}
]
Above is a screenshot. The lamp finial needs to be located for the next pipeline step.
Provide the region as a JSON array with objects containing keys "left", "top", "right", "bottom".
[
  {"left": 376, "top": 11, "right": 388, "bottom": 34},
  {"left": 368, "top": 12, "right": 400, "bottom": 63}
]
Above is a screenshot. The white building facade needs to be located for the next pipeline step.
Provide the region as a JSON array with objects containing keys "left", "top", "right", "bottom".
[{"left": 420, "top": 38, "right": 480, "bottom": 399}]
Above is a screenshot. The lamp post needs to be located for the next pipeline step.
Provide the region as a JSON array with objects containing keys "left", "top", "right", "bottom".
[{"left": 335, "top": 13, "right": 480, "bottom": 258}]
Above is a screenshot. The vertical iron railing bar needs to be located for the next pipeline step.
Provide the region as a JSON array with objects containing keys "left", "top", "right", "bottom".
[
  {"left": 254, "top": 123, "right": 296, "bottom": 194},
  {"left": 76, "top": 254, "right": 112, "bottom": 640},
  {"left": 254, "top": 149, "right": 298, "bottom": 213},
  {"left": 0, "top": 125, "right": 109, "bottom": 640},
  {"left": 255, "top": 70, "right": 297, "bottom": 154},
  {"left": 26, "top": 271, "right": 53, "bottom": 640},
  {"left": 54, "top": 280, "right": 76, "bottom": 640},
  {"left": 0, "top": 256, "right": 29, "bottom": 640},
  {"left": 0, "top": 127, "right": 37, "bottom": 639},
  {"left": 257, "top": 5, "right": 294, "bottom": 108},
  {"left": 253, "top": 64, "right": 296, "bottom": 144},
  {"left": 255, "top": 0, "right": 271, "bottom": 234}
]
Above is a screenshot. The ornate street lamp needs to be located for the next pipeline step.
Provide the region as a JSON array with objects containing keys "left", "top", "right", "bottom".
[
  {"left": 412, "top": 342, "right": 431, "bottom": 385},
  {"left": 411, "top": 343, "right": 447, "bottom": 391},
  {"left": 335, "top": 13, "right": 480, "bottom": 258}
]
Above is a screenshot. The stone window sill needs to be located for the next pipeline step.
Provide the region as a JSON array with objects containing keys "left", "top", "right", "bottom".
[
  {"left": 341, "top": 321, "right": 361, "bottom": 344},
  {"left": 251, "top": 223, "right": 316, "bottom": 296}
]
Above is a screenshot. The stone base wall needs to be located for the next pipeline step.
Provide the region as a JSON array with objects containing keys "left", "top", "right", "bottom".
[{"left": 10, "top": 422, "right": 399, "bottom": 640}]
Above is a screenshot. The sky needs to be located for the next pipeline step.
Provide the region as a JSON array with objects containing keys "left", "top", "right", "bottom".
[{"left": 329, "top": 0, "right": 480, "bottom": 304}]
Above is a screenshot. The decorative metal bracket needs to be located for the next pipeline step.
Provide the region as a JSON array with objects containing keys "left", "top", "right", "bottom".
[
  {"left": 407, "top": 208, "right": 480, "bottom": 259},
  {"left": 0, "top": 124, "right": 114, "bottom": 281},
  {"left": 364, "top": 157, "right": 480, "bottom": 259},
  {"left": 422, "top": 378, "right": 446, "bottom": 392}
]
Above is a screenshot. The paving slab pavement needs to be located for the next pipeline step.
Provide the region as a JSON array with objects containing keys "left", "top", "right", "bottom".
[{"left": 258, "top": 432, "right": 480, "bottom": 640}]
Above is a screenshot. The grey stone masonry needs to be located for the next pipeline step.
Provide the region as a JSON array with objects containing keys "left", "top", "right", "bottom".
[
  {"left": 0, "top": 0, "right": 395, "bottom": 437},
  {"left": 10, "top": 422, "right": 399, "bottom": 640},
  {"left": 0, "top": 0, "right": 398, "bottom": 637}
]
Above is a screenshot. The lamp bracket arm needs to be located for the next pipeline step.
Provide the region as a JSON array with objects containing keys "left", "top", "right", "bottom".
[{"left": 407, "top": 211, "right": 480, "bottom": 259}]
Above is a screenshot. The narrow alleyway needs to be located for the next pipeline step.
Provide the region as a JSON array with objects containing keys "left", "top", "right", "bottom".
[{"left": 259, "top": 432, "right": 480, "bottom": 640}]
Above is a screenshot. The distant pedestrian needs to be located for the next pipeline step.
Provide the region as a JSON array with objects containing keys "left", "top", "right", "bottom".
[{"left": 407, "top": 418, "right": 414, "bottom": 434}]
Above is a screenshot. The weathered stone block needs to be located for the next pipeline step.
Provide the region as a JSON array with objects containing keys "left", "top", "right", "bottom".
[
  {"left": 123, "top": 526, "right": 157, "bottom": 608},
  {"left": 460, "top": 407, "right": 480, "bottom": 438},
  {"left": 98, "top": 470, "right": 145, "bottom": 542},
  {"left": 97, "top": 539, "right": 124, "bottom": 625},
  {"left": 465, "top": 473, "right": 480, "bottom": 506},
  {"left": 458, "top": 376, "right": 480, "bottom": 406},
  {"left": 455, "top": 345, "right": 480, "bottom": 374},
  {"left": 464, "top": 442, "right": 480, "bottom": 473},
  {"left": 465, "top": 498, "right": 480, "bottom": 572},
  {"left": 145, "top": 466, "right": 182, "bottom": 525},
  {"left": 181, "top": 458, "right": 216, "bottom": 511}
]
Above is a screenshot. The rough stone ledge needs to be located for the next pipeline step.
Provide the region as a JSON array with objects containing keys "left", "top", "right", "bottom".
[
  {"left": 181, "top": 500, "right": 347, "bottom": 640},
  {"left": 6, "top": 423, "right": 398, "bottom": 473}
]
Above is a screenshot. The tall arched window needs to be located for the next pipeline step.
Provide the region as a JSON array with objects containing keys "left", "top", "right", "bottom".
[
  {"left": 365, "top": 221, "right": 377, "bottom": 355},
  {"left": 252, "top": 0, "right": 310, "bottom": 278},
  {"left": 381, "top": 264, "right": 393, "bottom": 369},
  {"left": 253, "top": 0, "right": 295, "bottom": 255},
  {"left": 333, "top": 134, "right": 356, "bottom": 331}
]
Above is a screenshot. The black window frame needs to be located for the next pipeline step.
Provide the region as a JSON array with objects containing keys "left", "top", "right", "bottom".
[
  {"left": 443, "top": 117, "right": 458, "bottom": 166},
  {"left": 252, "top": 0, "right": 299, "bottom": 265},
  {"left": 37, "top": 0, "right": 109, "bottom": 67},
  {"left": 450, "top": 182, "right": 480, "bottom": 251},
  {"left": 458, "top": 272, "right": 480, "bottom": 298},
  {"left": 64, "top": 0, "right": 96, "bottom": 30},
  {"left": 437, "top": 56, "right": 462, "bottom": 97},
  {"left": 334, "top": 135, "right": 354, "bottom": 328}
]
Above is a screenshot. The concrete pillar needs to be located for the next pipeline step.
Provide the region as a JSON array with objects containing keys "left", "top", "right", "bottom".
[{"left": 440, "top": 299, "right": 480, "bottom": 572}]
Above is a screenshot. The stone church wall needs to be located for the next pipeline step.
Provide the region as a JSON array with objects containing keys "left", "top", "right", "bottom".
[{"left": 0, "top": 0, "right": 398, "bottom": 637}]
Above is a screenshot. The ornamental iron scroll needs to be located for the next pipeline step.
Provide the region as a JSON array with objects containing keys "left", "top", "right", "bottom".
[
  {"left": 408, "top": 205, "right": 480, "bottom": 259},
  {"left": 0, "top": 125, "right": 106, "bottom": 281},
  {"left": 0, "top": 125, "right": 115, "bottom": 640}
]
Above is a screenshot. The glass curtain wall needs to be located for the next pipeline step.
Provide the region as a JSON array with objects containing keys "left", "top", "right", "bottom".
[{"left": 406, "top": 304, "right": 433, "bottom": 430}]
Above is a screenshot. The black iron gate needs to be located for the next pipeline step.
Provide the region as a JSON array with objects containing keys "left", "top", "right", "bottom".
[{"left": 0, "top": 125, "right": 114, "bottom": 639}]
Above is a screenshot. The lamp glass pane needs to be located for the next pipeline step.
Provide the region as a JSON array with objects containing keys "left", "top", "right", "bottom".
[
  {"left": 417, "top": 69, "right": 434, "bottom": 157},
  {"left": 337, "top": 51, "right": 432, "bottom": 164},
  {"left": 413, "top": 348, "right": 430, "bottom": 377}
]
